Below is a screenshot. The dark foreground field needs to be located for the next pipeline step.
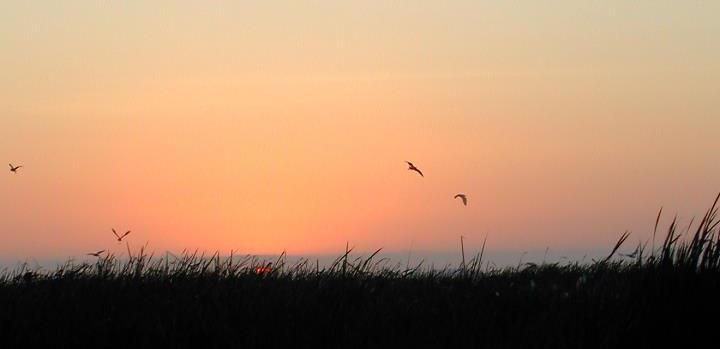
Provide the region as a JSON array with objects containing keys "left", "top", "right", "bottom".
[{"left": 2, "top": 197, "right": 720, "bottom": 348}]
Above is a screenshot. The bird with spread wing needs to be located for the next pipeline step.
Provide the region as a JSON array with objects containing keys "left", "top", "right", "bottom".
[
  {"left": 87, "top": 250, "right": 105, "bottom": 257},
  {"left": 454, "top": 194, "right": 468, "bottom": 206},
  {"left": 112, "top": 229, "right": 131, "bottom": 242},
  {"left": 405, "top": 161, "right": 424, "bottom": 177}
]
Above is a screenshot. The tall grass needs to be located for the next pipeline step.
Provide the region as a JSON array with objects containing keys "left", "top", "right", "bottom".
[
  {"left": 9, "top": 191, "right": 718, "bottom": 282},
  {"left": 1, "top": 194, "right": 720, "bottom": 347}
]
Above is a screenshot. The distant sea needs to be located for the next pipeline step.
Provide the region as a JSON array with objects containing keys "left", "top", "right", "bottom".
[{"left": 1, "top": 249, "right": 611, "bottom": 271}]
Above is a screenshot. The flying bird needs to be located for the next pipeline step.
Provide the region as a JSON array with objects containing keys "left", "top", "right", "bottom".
[
  {"left": 112, "top": 229, "right": 131, "bottom": 242},
  {"left": 454, "top": 194, "right": 468, "bottom": 206},
  {"left": 405, "top": 161, "right": 424, "bottom": 177},
  {"left": 9, "top": 164, "right": 22, "bottom": 173},
  {"left": 87, "top": 250, "right": 105, "bottom": 257}
]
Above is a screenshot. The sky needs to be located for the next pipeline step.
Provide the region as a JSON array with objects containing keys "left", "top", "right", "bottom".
[{"left": 1, "top": 1, "right": 719, "bottom": 262}]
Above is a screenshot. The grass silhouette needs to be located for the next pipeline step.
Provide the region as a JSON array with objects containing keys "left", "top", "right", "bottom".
[{"left": 1, "top": 195, "right": 720, "bottom": 347}]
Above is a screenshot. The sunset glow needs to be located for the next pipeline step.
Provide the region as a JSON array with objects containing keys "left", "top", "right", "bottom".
[{"left": 1, "top": 1, "right": 719, "bottom": 261}]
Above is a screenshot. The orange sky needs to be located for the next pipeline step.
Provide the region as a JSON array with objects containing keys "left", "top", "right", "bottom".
[{"left": 1, "top": 2, "right": 719, "bottom": 260}]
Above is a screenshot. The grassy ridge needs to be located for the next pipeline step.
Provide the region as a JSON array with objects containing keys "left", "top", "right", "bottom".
[{"left": 1, "top": 194, "right": 720, "bottom": 347}]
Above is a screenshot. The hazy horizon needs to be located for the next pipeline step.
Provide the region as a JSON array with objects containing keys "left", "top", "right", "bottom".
[
  {"left": 2, "top": 247, "right": 613, "bottom": 272},
  {"left": 2, "top": 2, "right": 719, "bottom": 260}
]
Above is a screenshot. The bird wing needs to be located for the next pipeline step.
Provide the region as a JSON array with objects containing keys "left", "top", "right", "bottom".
[
  {"left": 8, "top": 164, "right": 12, "bottom": 169},
  {"left": 121, "top": 230, "right": 131, "bottom": 238},
  {"left": 405, "top": 161, "right": 413, "bottom": 167},
  {"left": 413, "top": 167, "right": 424, "bottom": 177},
  {"left": 454, "top": 194, "right": 467, "bottom": 205},
  {"left": 112, "top": 229, "right": 120, "bottom": 239}
]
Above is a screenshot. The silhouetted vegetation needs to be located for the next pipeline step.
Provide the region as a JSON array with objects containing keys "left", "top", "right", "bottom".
[{"left": 2, "top": 195, "right": 720, "bottom": 348}]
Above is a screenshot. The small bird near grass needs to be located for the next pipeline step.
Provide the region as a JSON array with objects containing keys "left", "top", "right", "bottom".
[
  {"left": 112, "top": 229, "right": 131, "bottom": 242},
  {"left": 405, "top": 161, "right": 424, "bottom": 177},
  {"left": 87, "top": 250, "right": 105, "bottom": 257},
  {"left": 9, "top": 164, "right": 22, "bottom": 173},
  {"left": 454, "top": 194, "right": 468, "bottom": 206}
]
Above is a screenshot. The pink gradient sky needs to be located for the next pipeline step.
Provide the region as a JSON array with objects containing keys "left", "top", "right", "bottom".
[{"left": 1, "top": 2, "right": 719, "bottom": 260}]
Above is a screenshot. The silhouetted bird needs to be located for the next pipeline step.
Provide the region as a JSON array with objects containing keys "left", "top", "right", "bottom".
[
  {"left": 454, "top": 194, "right": 468, "bottom": 206},
  {"left": 87, "top": 250, "right": 105, "bottom": 257},
  {"left": 405, "top": 161, "right": 424, "bottom": 177},
  {"left": 9, "top": 164, "right": 22, "bottom": 173},
  {"left": 112, "top": 229, "right": 131, "bottom": 242}
]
